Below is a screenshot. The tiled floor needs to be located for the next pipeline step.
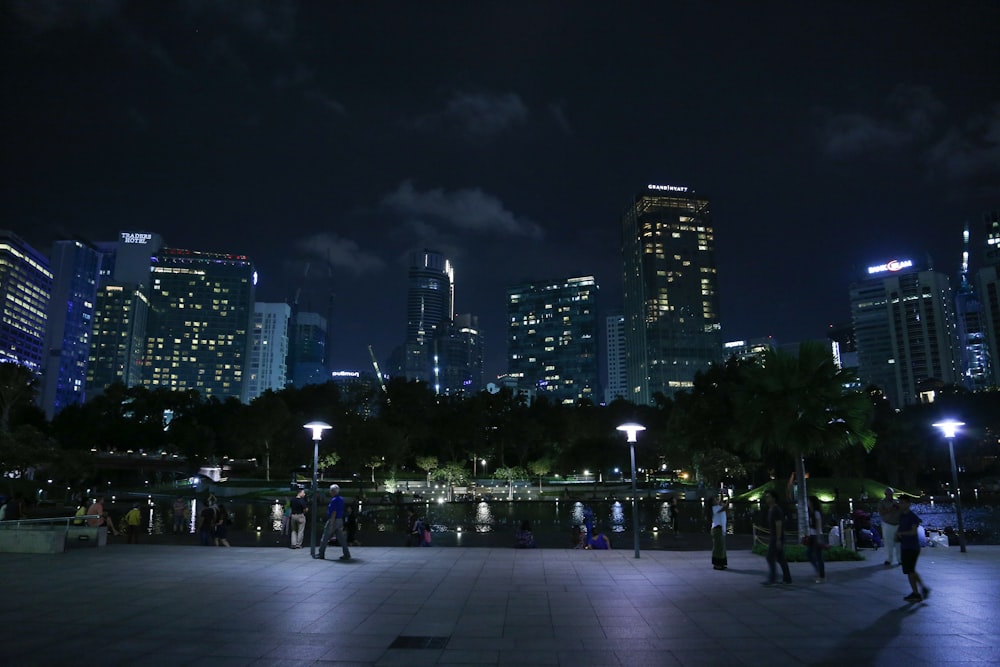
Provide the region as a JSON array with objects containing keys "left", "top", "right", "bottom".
[{"left": 2, "top": 543, "right": 998, "bottom": 666}]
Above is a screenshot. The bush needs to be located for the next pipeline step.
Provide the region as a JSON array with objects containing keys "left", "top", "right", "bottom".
[{"left": 752, "top": 542, "right": 864, "bottom": 562}]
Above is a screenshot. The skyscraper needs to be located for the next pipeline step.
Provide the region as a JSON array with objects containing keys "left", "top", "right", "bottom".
[
  {"left": 432, "top": 313, "right": 485, "bottom": 396},
  {"left": 604, "top": 312, "right": 627, "bottom": 404},
  {"left": 0, "top": 230, "right": 52, "bottom": 373},
  {"left": 955, "top": 222, "right": 991, "bottom": 391},
  {"left": 143, "top": 247, "right": 255, "bottom": 402},
  {"left": 87, "top": 231, "right": 163, "bottom": 395},
  {"left": 404, "top": 249, "right": 454, "bottom": 383},
  {"left": 248, "top": 302, "right": 291, "bottom": 399},
  {"left": 976, "top": 210, "right": 1000, "bottom": 386},
  {"left": 850, "top": 257, "right": 961, "bottom": 406},
  {"left": 621, "top": 184, "right": 723, "bottom": 404},
  {"left": 288, "top": 311, "right": 327, "bottom": 388},
  {"left": 39, "top": 239, "right": 102, "bottom": 418},
  {"left": 507, "top": 275, "right": 599, "bottom": 404}
]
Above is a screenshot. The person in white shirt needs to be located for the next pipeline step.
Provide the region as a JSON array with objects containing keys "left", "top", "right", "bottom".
[{"left": 710, "top": 495, "right": 730, "bottom": 570}]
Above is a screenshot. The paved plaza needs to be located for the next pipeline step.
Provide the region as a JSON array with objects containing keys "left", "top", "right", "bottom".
[{"left": 2, "top": 542, "right": 998, "bottom": 666}]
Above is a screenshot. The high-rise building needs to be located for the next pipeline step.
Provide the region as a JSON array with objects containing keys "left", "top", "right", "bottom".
[
  {"left": 432, "top": 313, "right": 485, "bottom": 396},
  {"left": 143, "top": 247, "right": 255, "bottom": 402},
  {"left": 507, "top": 275, "right": 599, "bottom": 404},
  {"left": 621, "top": 184, "right": 723, "bottom": 404},
  {"left": 87, "top": 231, "right": 163, "bottom": 395},
  {"left": 39, "top": 239, "right": 102, "bottom": 418},
  {"left": 404, "top": 250, "right": 454, "bottom": 383},
  {"left": 247, "top": 302, "right": 291, "bottom": 400},
  {"left": 604, "top": 312, "right": 627, "bottom": 404},
  {"left": 722, "top": 337, "right": 776, "bottom": 365},
  {"left": 850, "top": 257, "right": 960, "bottom": 406},
  {"left": 955, "top": 222, "right": 991, "bottom": 391},
  {"left": 976, "top": 210, "right": 1000, "bottom": 386},
  {"left": 288, "top": 311, "right": 328, "bottom": 388},
  {"left": 0, "top": 230, "right": 52, "bottom": 373}
]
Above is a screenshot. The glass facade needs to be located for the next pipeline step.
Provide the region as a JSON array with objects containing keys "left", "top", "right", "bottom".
[
  {"left": 248, "top": 302, "right": 290, "bottom": 399},
  {"left": 0, "top": 230, "right": 52, "bottom": 373},
  {"left": 621, "top": 186, "right": 722, "bottom": 404},
  {"left": 507, "top": 276, "right": 599, "bottom": 404},
  {"left": 404, "top": 249, "right": 454, "bottom": 383}
]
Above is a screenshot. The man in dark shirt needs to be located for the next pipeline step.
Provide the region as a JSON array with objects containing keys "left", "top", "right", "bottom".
[
  {"left": 763, "top": 490, "right": 792, "bottom": 585},
  {"left": 897, "top": 496, "right": 929, "bottom": 602},
  {"left": 315, "top": 484, "right": 351, "bottom": 561}
]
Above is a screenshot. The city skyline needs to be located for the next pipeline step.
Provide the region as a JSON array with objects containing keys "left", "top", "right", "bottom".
[{"left": 3, "top": 2, "right": 997, "bottom": 380}]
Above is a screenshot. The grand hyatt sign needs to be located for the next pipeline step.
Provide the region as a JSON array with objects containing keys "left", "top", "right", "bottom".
[
  {"left": 121, "top": 232, "right": 154, "bottom": 244},
  {"left": 867, "top": 259, "right": 913, "bottom": 275}
]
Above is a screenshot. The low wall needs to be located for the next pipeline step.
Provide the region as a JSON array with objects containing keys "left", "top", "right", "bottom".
[
  {"left": 0, "top": 525, "right": 66, "bottom": 554},
  {"left": 66, "top": 526, "right": 107, "bottom": 548}
]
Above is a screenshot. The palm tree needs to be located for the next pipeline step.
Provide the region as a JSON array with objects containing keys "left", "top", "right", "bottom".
[{"left": 735, "top": 341, "right": 875, "bottom": 537}]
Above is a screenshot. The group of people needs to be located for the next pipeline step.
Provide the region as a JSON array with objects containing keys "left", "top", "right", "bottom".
[
  {"left": 742, "top": 485, "right": 930, "bottom": 602},
  {"left": 197, "top": 496, "right": 231, "bottom": 547},
  {"left": 285, "top": 485, "right": 360, "bottom": 555}
]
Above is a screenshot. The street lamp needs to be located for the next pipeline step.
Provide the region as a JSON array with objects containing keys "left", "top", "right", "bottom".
[
  {"left": 304, "top": 421, "right": 332, "bottom": 558},
  {"left": 933, "top": 419, "right": 967, "bottom": 553},
  {"left": 617, "top": 423, "right": 646, "bottom": 559}
]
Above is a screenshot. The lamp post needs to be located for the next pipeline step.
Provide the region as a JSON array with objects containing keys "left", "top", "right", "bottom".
[
  {"left": 304, "top": 421, "right": 332, "bottom": 559},
  {"left": 617, "top": 423, "right": 646, "bottom": 559},
  {"left": 933, "top": 419, "right": 967, "bottom": 553}
]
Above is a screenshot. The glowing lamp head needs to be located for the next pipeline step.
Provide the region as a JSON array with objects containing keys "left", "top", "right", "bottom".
[
  {"left": 303, "top": 421, "right": 332, "bottom": 440},
  {"left": 616, "top": 423, "right": 646, "bottom": 443},
  {"left": 932, "top": 420, "right": 964, "bottom": 439}
]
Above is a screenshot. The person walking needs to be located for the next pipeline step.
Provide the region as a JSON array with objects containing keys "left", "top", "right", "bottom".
[
  {"left": 315, "top": 484, "right": 351, "bottom": 561},
  {"left": 289, "top": 488, "right": 307, "bottom": 549},
  {"left": 877, "top": 487, "right": 901, "bottom": 566},
  {"left": 124, "top": 503, "right": 142, "bottom": 544},
  {"left": 710, "top": 495, "right": 729, "bottom": 570},
  {"left": 763, "top": 489, "right": 792, "bottom": 586},
  {"left": 805, "top": 496, "right": 826, "bottom": 583},
  {"left": 897, "top": 495, "right": 929, "bottom": 602}
]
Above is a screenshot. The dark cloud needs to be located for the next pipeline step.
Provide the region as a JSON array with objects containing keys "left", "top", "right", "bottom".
[
  {"left": 415, "top": 92, "right": 529, "bottom": 138},
  {"left": 292, "top": 233, "right": 385, "bottom": 276},
  {"left": 927, "top": 104, "right": 1000, "bottom": 183},
  {"left": 382, "top": 181, "right": 544, "bottom": 240}
]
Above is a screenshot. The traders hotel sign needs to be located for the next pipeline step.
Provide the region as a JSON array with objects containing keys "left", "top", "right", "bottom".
[{"left": 120, "top": 232, "right": 154, "bottom": 245}]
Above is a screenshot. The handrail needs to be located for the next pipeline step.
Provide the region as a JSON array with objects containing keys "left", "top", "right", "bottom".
[{"left": 0, "top": 515, "right": 100, "bottom": 529}]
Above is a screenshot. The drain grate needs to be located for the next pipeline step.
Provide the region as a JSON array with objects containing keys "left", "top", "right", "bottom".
[{"left": 388, "top": 635, "right": 450, "bottom": 650}]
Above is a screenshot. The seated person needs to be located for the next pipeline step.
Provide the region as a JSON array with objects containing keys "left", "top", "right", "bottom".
[
  {"left": 587, "top": 532, "right": 611, "bottom": 550},
  {"left": 514, "top": 520, "right": 535, "bottom": 548}
]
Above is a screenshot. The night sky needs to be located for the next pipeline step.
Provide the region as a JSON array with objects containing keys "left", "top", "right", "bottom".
[{"left": 3, "top": 1, "right": 998, "bottom": 380}]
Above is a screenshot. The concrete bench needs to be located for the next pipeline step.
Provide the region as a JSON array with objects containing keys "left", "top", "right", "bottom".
[
  {"left": 65, "top": 525, "right": 107, "bottom": 548},
  {"left": 0, "top": 525, "right": 66, "bottom": 554}
]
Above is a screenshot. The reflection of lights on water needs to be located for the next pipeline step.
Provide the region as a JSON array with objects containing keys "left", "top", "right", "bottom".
[
  {"left": 270, "top": 501, "right": 284, "bottom": 532},
  {"left": 571, "top": 502, "right": 584, "bottom": 525},
  {"left": 474, "top": 502, "right": 494, "bottom": 533},
  {"left": 611, "top": 501, "right": 625, "bottom": 533},
  {"left": 658, "top": 502, "right": 671, "bottom": 525}
]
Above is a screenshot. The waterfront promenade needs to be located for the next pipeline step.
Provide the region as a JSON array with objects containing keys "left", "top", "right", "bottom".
[{"left": 2, "top": 543, "right": 998, "bottom": 666}]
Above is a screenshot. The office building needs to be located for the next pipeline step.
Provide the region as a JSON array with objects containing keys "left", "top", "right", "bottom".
[
  {"left": 621, "top": 184, "right": 723, "bottom": 404},
  {"left": 288, "top": 311, "right": 328, "bottom": 388},
  {"left": 247, "top": 302, "right": 291, "bottom": 400},
  {"left": 143, "top": 247, "right": 255, "bottom": 402},
  {"left": 507, "top": 275, "right": 599, "bottom": 404},
  {"left": 0, "top": 231, "right": 52, "bottom": 373},
  {"left": 86, "top": 231, "right": 163, "bottom": 395},
  {"left": 404, "top": 250, "right": 454, "bottom": 383},
  {"left": 976, "top": 210, "right": 1000, "bottom": 386},
  {"left": 39, "top": 239, "right": 102, "bottom": 418},
  {"left": 850, "top": 257, "right": 960, "bottom": 406},
  {"left": 433, "top": 313, "right": 485, "bottom": 396},
  {"left": 722, "top": 337, "right": 776, "bottom": 365},
  {"left": 955, "top": 222, "right": 991, "bottom": 391},
  {"left": 604, "top": 312, "right": 627, "bottom": 404}
]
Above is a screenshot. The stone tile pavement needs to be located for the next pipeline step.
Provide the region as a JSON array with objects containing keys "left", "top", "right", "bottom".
[{"left": 1, "top": 543, "right": 998, "bottom": 666}]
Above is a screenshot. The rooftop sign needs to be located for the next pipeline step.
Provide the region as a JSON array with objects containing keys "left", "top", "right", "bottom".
[
  {"left": 867, "top": 259, "right": 913, "bottom": 275},
  {"left": 647, "top": 184, "right": 688, "bottom": 193},
  {"left": 121, "top": 232, "right": 153, "bottom": 245}
]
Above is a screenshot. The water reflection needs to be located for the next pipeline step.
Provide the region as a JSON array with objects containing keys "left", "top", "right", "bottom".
[
  {"left": 610, "top": 501, "right": 625, "bottom": 533},
  {"left": 474, "top": 501, "right": 494, "bottom": 533}
]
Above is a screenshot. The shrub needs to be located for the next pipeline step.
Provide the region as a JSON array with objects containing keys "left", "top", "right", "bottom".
[{"left": 751, "top": 542, "right": 864, "bottom": 562}]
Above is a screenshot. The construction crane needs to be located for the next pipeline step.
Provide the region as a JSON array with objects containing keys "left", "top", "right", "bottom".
[{"left": 368, "top": 344, "right": 390, "bottom": 404}]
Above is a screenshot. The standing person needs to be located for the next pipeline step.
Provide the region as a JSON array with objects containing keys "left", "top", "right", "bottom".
[
  {"left": 763, "top": 489, "right": 792, "bottom": 586},
  {"left": 805, "top": 496, "right": 826, "bottom": 583},
  {"left": 289, "top": 488, "right": 307, "bottom": 549},
  {"left": 198, "top": 502, "right": 216, "bottom": 546},
  {"left": 124, "top": 503, "right": 142, "bottom": 544},
  {"left": 172, "top": 496, "right": 187, "bottom": 534},
  {"left": 214, "top": 504, "right": 231, "bottom": 547},
  {"left": 710, "top": 495, "right": 729, "bottom": 570},
  {"left": 897, "top": 496, "right": 929, "bottom": 602},
  {"left": 668, "top": 496, "right": 680, "bottom": 535},
  {"left": 345, "top": 504, "right": 359, "bottom": 546},
  {"left": 315, "top": 484, "right": 351, "bottom": 561},
  {"left": 877, "top": 487, "right": 901, "bottom": 566}
]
